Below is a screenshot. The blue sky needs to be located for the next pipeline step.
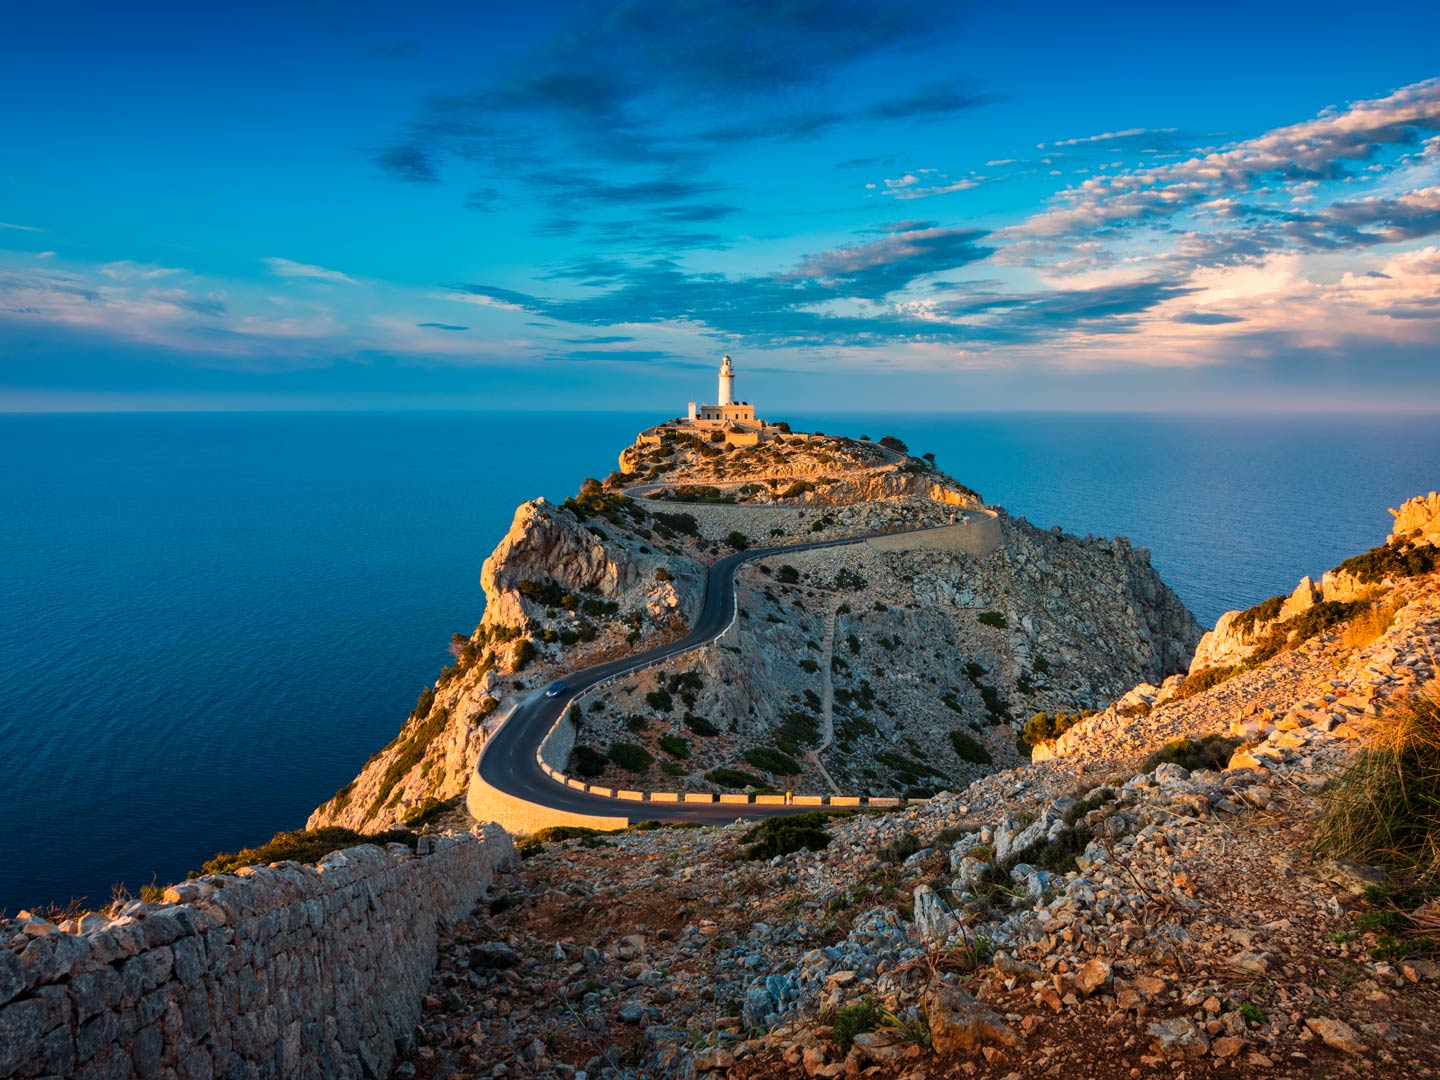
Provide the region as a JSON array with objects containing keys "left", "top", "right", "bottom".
[{"left": 3, "top": 0, "right": 1440, "bottom": 412}]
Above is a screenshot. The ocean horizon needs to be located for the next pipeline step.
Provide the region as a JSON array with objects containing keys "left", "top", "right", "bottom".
[{"left": 3, "top": 409, "right": 1437, "bottom": 910}]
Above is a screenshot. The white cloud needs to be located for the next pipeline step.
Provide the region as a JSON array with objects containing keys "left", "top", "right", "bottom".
[
  {"left": 1043, "top": 127, "right": 1176, "bottom": 149},
  {"left": 262, "top": 257, "right": 356, "bottom": 284},
  {"left": 0, "top": 221, "right": 43, "bottom": 232}
]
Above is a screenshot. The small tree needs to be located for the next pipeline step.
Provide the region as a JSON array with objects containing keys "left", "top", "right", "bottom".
[
  {"left": 726, "top": 530, "right": 749, "bottom": 550},
  {"left": 878, "top": 435, "right": 909, "bottom": 454},
  {"left": 579, "top": 477, "right": 603, "bottom": 495}
]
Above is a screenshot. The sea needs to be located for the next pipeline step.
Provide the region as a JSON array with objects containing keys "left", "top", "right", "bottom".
[{"left": 2, "top": 410, "right": 1437, "bottom": 910}]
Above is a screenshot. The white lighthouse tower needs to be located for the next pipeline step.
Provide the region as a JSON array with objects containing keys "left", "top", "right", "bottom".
[{"left": 717, "top": 354, "right": 735, "bottom": 406}]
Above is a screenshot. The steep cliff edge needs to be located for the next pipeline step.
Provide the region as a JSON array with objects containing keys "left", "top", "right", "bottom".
[{"left": 311, "top": 427, "right": 1199, "bottom": 828}]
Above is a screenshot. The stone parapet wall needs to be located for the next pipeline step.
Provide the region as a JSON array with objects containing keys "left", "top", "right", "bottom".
[{"left": 0, "top": 826, "right": 513, "bottom": 1080}]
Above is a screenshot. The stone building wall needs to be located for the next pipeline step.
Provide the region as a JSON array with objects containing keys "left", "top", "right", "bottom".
[{"left": 0, "top": 825, "right": 513, "bottom": 1080}]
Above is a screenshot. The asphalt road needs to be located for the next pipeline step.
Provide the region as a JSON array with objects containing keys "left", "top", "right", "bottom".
[{"left": 475, "top": 522, "right": 955, "bottom": 824}]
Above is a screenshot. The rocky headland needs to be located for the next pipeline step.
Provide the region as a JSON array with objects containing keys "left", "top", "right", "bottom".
[{"left": 309, "top": 427, "right": 1197, "bottom": 830}]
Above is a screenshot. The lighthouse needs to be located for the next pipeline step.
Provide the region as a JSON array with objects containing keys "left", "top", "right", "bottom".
[
  {"left": 718, "top": 354, "right": 735, "bottom": 406},
  {"left": 687, "top": 353, "right": 758, "bottom": 426}
]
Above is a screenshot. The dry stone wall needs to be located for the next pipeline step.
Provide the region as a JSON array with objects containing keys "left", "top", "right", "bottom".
[{"left": 0, "top": 826, "right": 513, "bottom": 1080}]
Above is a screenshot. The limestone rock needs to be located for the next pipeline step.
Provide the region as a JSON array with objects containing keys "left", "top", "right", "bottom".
[
  {"left": 922, "top": 981, "right": 1018, "bottom": 1055},
  {"left": 1305, "top": 1016, "right": 1365, "bottom": 1055}
]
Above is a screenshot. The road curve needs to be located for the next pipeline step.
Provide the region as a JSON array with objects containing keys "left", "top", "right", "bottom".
[{"left": 475, "top": 522, "right": 963, "bottom": 824}]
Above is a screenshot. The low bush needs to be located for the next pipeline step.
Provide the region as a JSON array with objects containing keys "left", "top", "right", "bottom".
[
  {"left": 572, "top": 745, "right": 608, "bottom": 777},
  {"left": 659, "top": 734, "right": 690, "bottom": 759},
  {"left": 683, "top": 712, "right": 720, "bottom": 737},
  {"left": 645, "top": 687, "right": 674, "bottom": 712},
  {"left": 775, "top": 564, "right": 800, "bottom": 584},
  {"left": 705, "top": 766, "right": 769, "bottom": 789},
  {"left": 977, "top": 611, "right": 1008, "bottom": 629},
  {"left": 743, "top": 746, "right": 803, "bottom": 775},
  {"left": 1314, "top": 686, "right": 1440, "bottom": 882},
  {"left": 197, "top": 827, "right": 416, "bottom": 878},
  {"left": 879, "top": 832, "right": 921, "bottom": 864},
  {"left": 725, "top": 530, "right": 749, "bottom": 550},
  {"left": 1336, "top": 539, "right": 1439, "bottom": 585},
  {"left": 607, "top": 742, "right": 654, "bottom": 772},
  {"left": 1233, "top": 594, "right": 1285, "bottom": 635},
  {"left": 653, "top": 511, "right": 700, "bottom": 537},
  {"left": 949, "top": 730, "right": 993, "bottom": 765},
  {"left": 739, "top": 811, "right": 844, "bottom": 860},
  {"left": 1142, "top": 734, "right": 1240, "bottom": 773},
  {"left": 1022, "top": 709, "right": 1096, "bottom": 747},
  {"left": 833, "top": 998, "right": 882, "bottom": 1053}
]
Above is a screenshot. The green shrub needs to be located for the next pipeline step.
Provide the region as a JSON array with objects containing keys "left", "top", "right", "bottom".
[
  {"left": 1142, "top": 734, "right": 1240, "bottom": 773},
  {"left": 400, "top": 798, "right": 449, "bottom": 828},
  {"left": 683, "top": 712, "right": 720, "bottom": 737},
  {"left": 775, "top": 565, "right": 800, "bottom": 584},
  {"left": 799, "top": 658, "right": 820, "bottom": 674},
  {"left": 1336, "top": 539, "right": 1439, "bottom": 584},
  {"left": 1022, "top": 710, "right": 1096, "bottom": 747},
  {"left": 646, "top": 687, "right": 674, "bottom": 712},
  {"left": 878, "top": 435, "right": 909, "bottom": 454},
  {"left": 879, "top": 832, "right": 921, "bottom": 864},
  {"left": 653, "top": 511, "right": 700, "bottom": 537},
  {"left": 572, "top": 745, "right": 608, "bottom": 777},
  {"left": 512, "top": 638, "right": 537, "bottom": 671},
  {"left": 774, "top": 712, "right": 820, "bottom": 755},
  {"left": 411, "top": 685, "right": 437, "bottom": 720},
  {"left": 726, "top": 530, "right": 749, "bottom": 550},
  {"left": 949, "top": 730, "right": 993, "bottom": 765},
  {"left": 197, "top": 827, "right": 415, "bottom": 878},
  {"left": 1233, "top": 594, "right": 1285, "bottom": 634},
  {"left": 705, "top": 767, "right": 768, "bottom": 789},
  {"left": 977, "top": 611, "right": 1008, "bottom": 629},
  {"left": 660, "top": 761, "right": 688, "bottom": 777},
  {"left": 833, "top": 998, "right": 882, "bottom": 1052},
  {"left": 659, "top": 734, "right": 691, "bottom": 759},
  {"left": 607, "top": 742, "right": 654, "bottom": 772},
  {"left": 743, "top": 746, "right": 803, "bottom": 775},
  {"left": 739, "top": 811, "right": 841, "bottom": 860}
]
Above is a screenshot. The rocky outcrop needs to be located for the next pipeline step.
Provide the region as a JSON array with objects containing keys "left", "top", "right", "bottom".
[
  {"left": 1392, "top": 490, "right": 1440, "bottom": 544},
  {"left": 1192, "top": 491, "right": 1440, "bottom": 673},
  {"left": 480, "top": 498, "right": 705, "bottom": 634}
]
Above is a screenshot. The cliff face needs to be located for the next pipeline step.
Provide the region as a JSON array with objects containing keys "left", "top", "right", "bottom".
[{"left": 1191, "top": 491, "right": 1440, "bottom": 672}]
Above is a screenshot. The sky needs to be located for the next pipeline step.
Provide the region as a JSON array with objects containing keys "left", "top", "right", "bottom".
[{"left": 3, "top": 0, "right": 1440, "bottom": 413}]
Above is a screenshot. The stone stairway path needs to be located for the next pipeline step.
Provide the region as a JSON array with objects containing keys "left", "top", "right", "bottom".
[{"left": 806, "top": 601, "right": 842, "bottom": 794}]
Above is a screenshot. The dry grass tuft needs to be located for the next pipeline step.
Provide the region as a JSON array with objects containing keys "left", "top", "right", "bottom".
[
  {"left": 1314, "top": 684, "right": 1440, "bottom": 882},
  {"left": 1340, "top": 594, "right": 1404, "bottom": 653}
]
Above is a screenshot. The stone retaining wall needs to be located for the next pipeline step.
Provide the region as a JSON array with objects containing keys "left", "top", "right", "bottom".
[{"left": 0, "top": 826, "right": 513, "bottom": 1080}]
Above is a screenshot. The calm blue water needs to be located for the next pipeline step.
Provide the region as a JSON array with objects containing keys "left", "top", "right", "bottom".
[{"left": 2, "top": 411, "right": 1436, "bottom": 909}]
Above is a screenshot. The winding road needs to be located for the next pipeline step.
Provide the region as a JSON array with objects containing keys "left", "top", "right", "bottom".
[{"left": 474, "top": 521, "right": 967, "bottom": 824}]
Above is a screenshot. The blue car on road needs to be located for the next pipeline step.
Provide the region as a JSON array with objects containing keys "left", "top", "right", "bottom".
[{"left": 544, "top": 680, "right": 568, "bottom": 698}]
